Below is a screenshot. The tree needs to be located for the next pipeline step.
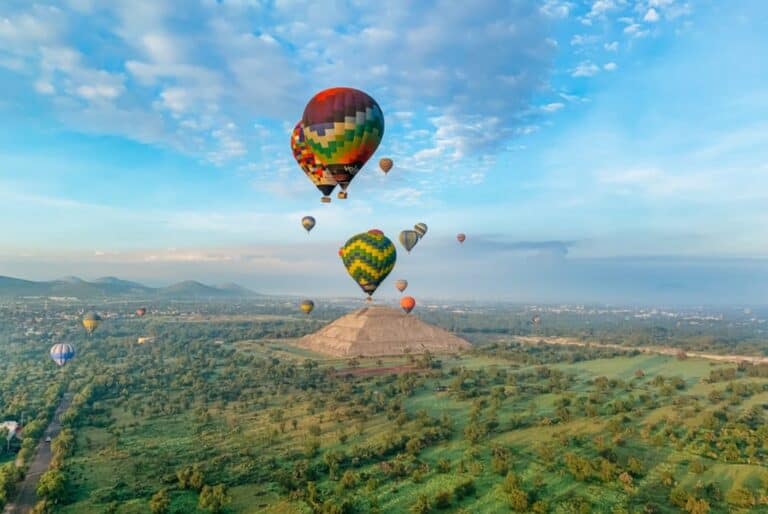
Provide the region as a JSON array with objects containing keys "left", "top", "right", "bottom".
[
  {"left": 36, "top": 470, "right": 66, "bottom": 504},
  {"left": 507, "top": 487, "right": 529, "bottom": 512},
  {"left": 410, "top": 494, "right": 431, "bottom": 514},
  {"left": 150, "top": 489, "right": 171, "bottom": 514},
  {"left": 198, "top": 484, "right": 231, "bottom": 513}
]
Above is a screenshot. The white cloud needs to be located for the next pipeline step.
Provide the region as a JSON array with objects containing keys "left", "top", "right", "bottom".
[
  {"left": 570, "top": 34, "right": 597, "bottom": 46},
  {"left": 587, "top": 0, "right": 615, "bottom": 18},
  {"left": 541, "top": 102, "right": 565, "bottom": 113},
  {"left": 603, "top": 62, "right": 617, "bottom": 71},
  {"left": 604, "top": 41, "right": 619, "bottom": 52},
  {"left": 572, "top": 61, "right": 600, "bottom": 77},
  {"left": 540, "top": 0, "right": 571, "bottom": 18},
  {"left": 644, "top": 8, "right": 660, "bottom": 22},
  {"left": 34, "top": 80, "right": 55, "bottom": 94},
  {"left": 624, "top": 23, "right": 650, "bottom": 38}
]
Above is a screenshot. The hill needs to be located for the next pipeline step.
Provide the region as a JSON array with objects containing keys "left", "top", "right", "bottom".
[{"left": 0, "top": 275, "right": 258, "bottom": 299}]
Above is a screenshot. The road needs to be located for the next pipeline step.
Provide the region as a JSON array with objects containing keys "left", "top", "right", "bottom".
[
  {"left": 3, "top": 395, "right": 72, "bottom": 514},
  {"left": 513, "top": 336, "right": 768, "bottom": 365}
]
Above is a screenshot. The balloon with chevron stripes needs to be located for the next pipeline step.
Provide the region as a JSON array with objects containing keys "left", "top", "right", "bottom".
[{"left": 339, "top": 229, "right": 397, "bottom": 297}]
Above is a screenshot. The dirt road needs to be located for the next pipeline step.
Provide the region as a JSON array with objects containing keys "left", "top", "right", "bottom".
[
  {"left": 3, "top": 395, "right": 72, "bottom": 514},
  {"left": 513, "top": 336, "right": 768, "bottom": 365}
]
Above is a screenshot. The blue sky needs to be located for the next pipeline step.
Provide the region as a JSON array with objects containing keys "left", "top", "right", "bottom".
[{"left": 1, "top": 0, "right": 767, "bottom": 303}]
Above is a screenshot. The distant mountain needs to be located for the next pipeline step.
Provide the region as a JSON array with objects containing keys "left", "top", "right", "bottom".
[{"left": 0, "top": 275, "right": 258, "bottom": 299}]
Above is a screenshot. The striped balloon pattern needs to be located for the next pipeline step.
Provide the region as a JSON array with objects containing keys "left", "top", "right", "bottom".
[
  {"left": 291, "top": 122, "right": 337, "bottom": 199},
  {"left": 414, "top": 223, "right": 428, "bottom": 238},
  {"left": 50, "top": 343, "right": 75, "bottom": 366},
  {"left": 302, "top": 87, "right": 384, "bottom": 192},
  {"left": 339, "top": 229, "right": 396, "bottom": 296},
  {"left": 399, "top": 230, "right": 420, "bottom": 253}
]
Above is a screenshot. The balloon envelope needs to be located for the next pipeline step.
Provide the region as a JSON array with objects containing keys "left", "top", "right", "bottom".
[
  {"left": 400, "top": 296, "right": 416, "bottom": 314},
  {"left": 379, "top": 158, "right": 393, "bottom": 174},
  {"left": 82, "top": 312, "right": 102, "bottom": 335},
  {"left": 300, "top": 300, "right": 315, "bottom": 315},
  {"left": 301, "top": 216, "right": 316, "bottom": 232},
  {"left": 136, "top": 308, "right": 146, "bottom": 317},
  {"left": 339, "top": 229, "right": 396, "bottom": 297},
  {"left": 395, "top": 279, "right": 408, "bottom": 293},
  {"left": 291, "top": 121, "right": 337, "bottom": 202},
  {"left": 456, "top": 233, "right": 466, "bottom": 244},
  {"left": 50, "top": 343, "right": 75, "bottom": 366},
  {"left": 414, "top": 223, "right": 427, "bottom": 238},
  {"left": 399, "top": 230, "right": 420, "bottom": 252},
  {"left": 302, "top": 88, "right": 384, "bottom": 196}
]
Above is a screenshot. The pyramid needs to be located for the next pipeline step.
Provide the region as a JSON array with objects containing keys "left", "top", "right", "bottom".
[{"left": 296, "top": 304, "right": 471, "bottom": 357}]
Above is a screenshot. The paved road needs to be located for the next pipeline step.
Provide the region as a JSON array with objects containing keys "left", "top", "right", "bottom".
[{"left": 3, "top": 396, "right": 72, "bottom": 514}]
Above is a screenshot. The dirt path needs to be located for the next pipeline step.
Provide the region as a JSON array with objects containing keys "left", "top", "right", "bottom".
[
  {"left": 3, "top": 395, "right": 72, "bottom": 514},
  {"left": 513, "top": 336, "right": 768, "bottom": 365}
]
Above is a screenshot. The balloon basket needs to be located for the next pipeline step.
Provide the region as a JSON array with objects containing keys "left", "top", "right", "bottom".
[
  {"left": 321, "top": 196, "right": 331, "bottom": 203},
  {"left": 337, "top": 191, "right": 348, "bottom": 199}
]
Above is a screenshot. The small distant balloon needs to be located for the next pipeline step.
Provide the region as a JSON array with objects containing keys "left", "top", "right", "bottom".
[
  {"left": 50, "top": 343, "right": 75, "bottom": 367},
  {"left": 413, "top": 223, "right": 428, "bottom": 238},
  {"left": 136, "top": 307, "right": 146, "bottom": 317},
  {"left": 379, "top": 158, "right": 393, "bottom": 174},
  {"left": 456, "top": 233, "right": 466, "bottom": 244},
  {"left": 300, "top": 299, "right": 315, "bottom": 315},
  {"left": 400, "top": 296, "right": 416, "bottom": 314},
  {"left": 532, "top": 314, "right": 541, "bottom": 327},
  {"left": 82, "top": 312, "right": 102, "bottom": 335},
  {"left": 395, "top": 279, "right": 408, "bottom": 293},
  {"left": 301, "top": 216, "right": 316, "bottom": 233},
  {"left": 399, "top": 230, "right": 420, "bottom": 253}
]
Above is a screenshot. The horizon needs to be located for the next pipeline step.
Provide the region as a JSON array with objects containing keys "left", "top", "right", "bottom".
[{"left": 1, "top": 1, "right": 767, "bottom": 306}]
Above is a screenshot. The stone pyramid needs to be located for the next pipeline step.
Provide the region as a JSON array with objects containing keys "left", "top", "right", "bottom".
[{"left": 296, "top": 304, "right": 471, "bottom": 357}]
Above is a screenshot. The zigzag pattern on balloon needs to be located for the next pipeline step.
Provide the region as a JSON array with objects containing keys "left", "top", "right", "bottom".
[{"left": 340, "top": 230, "right": 396, "bottom": 296}]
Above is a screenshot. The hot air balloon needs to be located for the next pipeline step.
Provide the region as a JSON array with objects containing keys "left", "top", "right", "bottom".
[
  {"left": 50, "top": 343, "right": 75, "bottom": 366},
  {"left": 136, "top": 307, "right": 146, "bottom": 317},
  {"left": 300, "top": 300, "right": 315, "bottom": 315},
  {"left": 339, "top": 229, "right": 396, "bottom": 297},
  {"left": 379, "top": 158, "right": 393, "bottom": 174},
  {"left": 456, "top": 233, "right": 466, "bottom": 244},
  {"left": 302, "top": 87, "right": 384, "bottom": 199},
  {"left": 532, "top": 315, "right": 541, "bottom": 327},
  {"left": 414, "top": 223, "right": 428, "bottom": 238},
  {"left": 82, "top": 312, "right": 101, "bottom": 335},
  {"left": 291, "top": 121, "right": 338, "bottom": 203},
  {"left": 400, "top": 296, "right": 416, "bottom": 314},
  {"left": 395, "top": 279, "right": 408, "bottom": 293},
  {"left": 399, "top": 230, "right": 420, "bottom": 253},
  {"left": 301, "top": 216, "right": 316, "bottom": 233}
]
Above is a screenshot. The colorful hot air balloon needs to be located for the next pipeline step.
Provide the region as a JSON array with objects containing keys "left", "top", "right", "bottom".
[
  {"left": 82, "top": 312, "right": 101, "bottom": 335},
  {"left": 395, "top": 279, "right": 408, "bottom": 293},
  {"left": 379, "top": 158, "right": 393, "bottom": 174},
  {"left": 400, "top": 296, "right": 416, "bottom": 314},
  {"left": 399, "top": 230, "right": 420, "bottom": 253},
  {"left": 456, "top": 233, "right": 466, "bottom": 244},
  {"left": 302, "top": 87, "right": 385, "bottom": 199},
  {"left": 50, "top": 343, "right": 75, "bottom": 366},
  {"left": 301, "top": 216, "right": 316, "bottom": 233},
  {"left": 339, "top": 229, "right": 396, "bottom": 297},
  {"left": 291, "top": 121, "right": 338, "bottom": 203},
  {"left": 300, "top": 300, "right": 315, "bottom": 315},
  {"left": 136, "top": 307, "right": 146, "bottom": 317},
  {"left": 414, "top": 223, "right": 428, "bottom": 238}
]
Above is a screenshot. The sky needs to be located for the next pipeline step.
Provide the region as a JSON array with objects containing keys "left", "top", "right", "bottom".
[{"left": 1, "top": 0, "right": 767, "bottom": 304}]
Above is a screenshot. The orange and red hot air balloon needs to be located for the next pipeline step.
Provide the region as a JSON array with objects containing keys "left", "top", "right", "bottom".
[
  {"left": 136, "top": 307, "right": 146, "bottom": 317},
  {"left": 400, "top": 296, "right": 416, "bottom": 314}
]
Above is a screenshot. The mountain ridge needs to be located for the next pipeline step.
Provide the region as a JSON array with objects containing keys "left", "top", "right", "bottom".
[{"left": 0, "top": 275, "right": 259, "bottom": 299}]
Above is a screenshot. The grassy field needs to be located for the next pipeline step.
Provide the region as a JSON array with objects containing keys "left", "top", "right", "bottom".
[{"left": 51, "top": 338, "right": 768, "bottom": 514}]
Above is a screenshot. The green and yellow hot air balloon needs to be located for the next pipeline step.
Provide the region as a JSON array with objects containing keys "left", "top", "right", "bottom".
[{"left": 339, "top": 229, "right": 396, "bottom": 297}]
